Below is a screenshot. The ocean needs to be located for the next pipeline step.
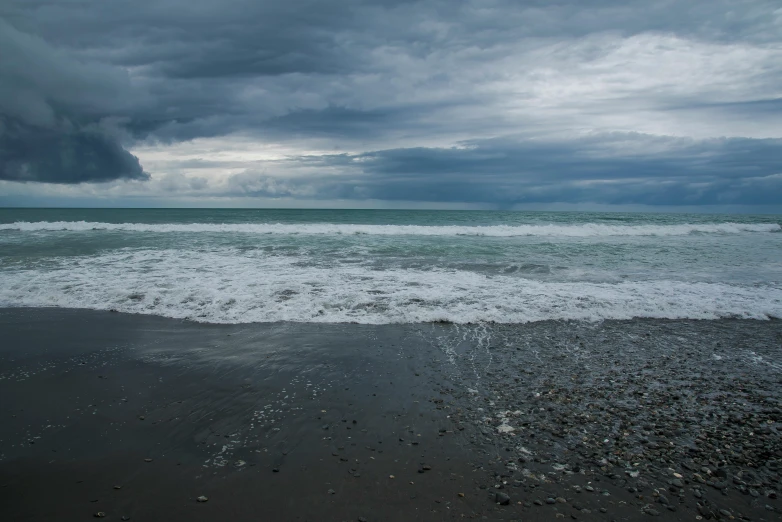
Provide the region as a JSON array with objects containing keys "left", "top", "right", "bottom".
[{"left": 1, "top": 208, "right": 781, "bottom": 324}]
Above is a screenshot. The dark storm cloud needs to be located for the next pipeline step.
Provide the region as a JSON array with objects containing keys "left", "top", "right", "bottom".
[
  {"left": 0, "top": 117, "right": 148, "bottom": 183},
  {"left": 0, "top": 18, "right": 147, "bottom": 183},
  {"left": 0, "top": 0, "right": 781, "bottom": 205}
]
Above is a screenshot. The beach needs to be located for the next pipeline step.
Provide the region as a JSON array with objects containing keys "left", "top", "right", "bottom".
[
  {"left": 4, "top": 0, "right": 782, "bottom": 518},
  {"left": 1, "top": 308, "right": 780, "bottom": 521}
]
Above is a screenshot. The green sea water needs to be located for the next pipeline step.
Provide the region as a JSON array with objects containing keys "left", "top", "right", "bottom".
[{"left": 0, "top": 209, "right": 780, "bottom": 323}]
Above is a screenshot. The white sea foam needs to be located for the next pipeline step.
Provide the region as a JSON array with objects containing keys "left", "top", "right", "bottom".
[
  {"left": 0, "top": 221, "right": 779, "bottom": 237},
  {"left": 0, "top": 249, "right": 779, "bottom": 324}
]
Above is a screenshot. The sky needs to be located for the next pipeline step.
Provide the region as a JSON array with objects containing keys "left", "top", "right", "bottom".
[{"left": 1, "top": 0, "right": 781, "bottom": 211}]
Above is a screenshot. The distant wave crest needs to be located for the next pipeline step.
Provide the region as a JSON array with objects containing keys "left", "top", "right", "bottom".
[{"left": 1, "top": 221, "right": 779, "bottom": 237}]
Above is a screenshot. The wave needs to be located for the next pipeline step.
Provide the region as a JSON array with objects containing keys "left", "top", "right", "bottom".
[
  {"left": 1, "top": 250, "right": 779, "bottom": 324},
  {"left": 0, "top": 220, "right": 779, "bottom": 237}
]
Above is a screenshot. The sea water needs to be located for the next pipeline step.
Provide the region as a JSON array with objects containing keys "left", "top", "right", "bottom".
[{"left": 0, "top": 208, "right": 780, "bottom": 324}]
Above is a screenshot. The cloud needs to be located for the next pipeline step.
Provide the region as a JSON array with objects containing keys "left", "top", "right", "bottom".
[
  {"left": 1, "top": 0, "right": 781, "bottom": 204},
  {"left": 0, "top": 18, "right": 147, "bottom": 183},
  {"left": 0, "top": 117, "right": 149, "bottom": 183},
  {"left": 213, "top": 133, "right": 782, "bottom": 206}
]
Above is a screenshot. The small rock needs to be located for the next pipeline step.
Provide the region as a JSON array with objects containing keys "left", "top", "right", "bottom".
[
  {"left": 358, "top": 518, "right": 368, "bottom": 522},
  {"left": 496, "top": 492, "right": 511, "bottom": 505},
  {"left": 196, "top": 496, "right": 208, "bottom": 502},
  {"left": 93, "top": 513, "right": 106, "bottom": 518},
  {"left": 143, "top": 458, "right": 152, "bottom": 463},
  {"left": 328, "top": 489, "right": 336, "bottom": 495},
  {"left": 546, "top": 498, "right": 556, "bottom": 504},
  {"left": 534, "top": 499, "right": 543, "bottom": 506},
  {"left": 272, "top": 468, "right": 279, "bottom": 473},
  {"left": 113, "top": 485, "right": 121, "bottom": 490}
]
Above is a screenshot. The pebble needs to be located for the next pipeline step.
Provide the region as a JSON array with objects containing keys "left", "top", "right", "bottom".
[
  {"left": 93, "top": 513, "right": 106, "bottom": 518},
  {"left": 546, "top": 498, "right": 556, "bottom": 504},
  {"left": 196, "top": 496, "right": 208, "bottom": 502},
  {"left": 495, "top": 492, "right": 511, "bottom": 505}
]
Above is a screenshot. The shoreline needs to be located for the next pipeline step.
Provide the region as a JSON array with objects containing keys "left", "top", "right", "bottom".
[{"left": 1, "top": 308, "right": 780, "bottom": 521}]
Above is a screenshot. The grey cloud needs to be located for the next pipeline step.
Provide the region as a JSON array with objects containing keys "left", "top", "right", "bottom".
[
  {"left": 7, "top": 1, "right": 781, "bottom": 143},
  {"left": 2, "top": 0, "right": 781, "bottom": 202},
  {"left": 0, "top": 18, "right": 148, "bottom": 183},
  {"left": 0, "top": 118, "right": 149, "bottom": 183},
  {"left": 265, "top": 134, "right": 782, "bottom": 206}
]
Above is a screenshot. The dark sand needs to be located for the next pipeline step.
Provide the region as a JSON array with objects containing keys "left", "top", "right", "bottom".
[{"left": 0, "top": 309, "right": 780, "bottom": 521}]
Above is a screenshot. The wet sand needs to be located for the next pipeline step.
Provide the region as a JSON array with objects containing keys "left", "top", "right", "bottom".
[{"left": 0, "top": 309, "right": 780, "bottom": 521}]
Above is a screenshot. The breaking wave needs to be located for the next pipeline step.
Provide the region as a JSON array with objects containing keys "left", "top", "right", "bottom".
[
  {"left": 0, "top": 221, "right": 779, "bottom": 237},
  {"left": 0, "top": 249, "right": 779, "bottom": 324}
]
